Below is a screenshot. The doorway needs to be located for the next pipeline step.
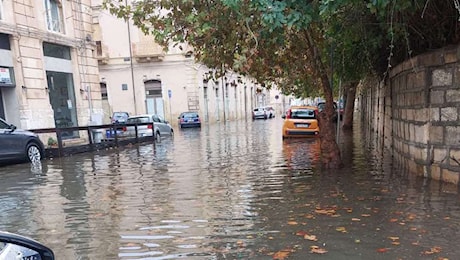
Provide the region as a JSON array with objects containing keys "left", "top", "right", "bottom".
[
  {"left": 46, "top": 71, "right": 78, "bottom": 139},
  {"left": 144, "top": 80, "right": 164, "bottom": 118}
]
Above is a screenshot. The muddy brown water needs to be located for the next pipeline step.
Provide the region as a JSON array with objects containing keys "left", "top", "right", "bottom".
[{"left": 0, "top": 117, "right": 459, "bottom": 259}]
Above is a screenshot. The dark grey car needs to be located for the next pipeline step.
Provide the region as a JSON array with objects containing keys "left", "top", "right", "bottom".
[{"left": 0, "top": 118, "right": 45, "bottom": 165}]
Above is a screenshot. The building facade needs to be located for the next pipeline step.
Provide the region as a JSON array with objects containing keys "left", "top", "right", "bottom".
[
  {"left": 91, "top": 0, "right": 285, "bottom": 126},
  {"left": 0, "top": 0, "right": 103, "bottom": 133}
]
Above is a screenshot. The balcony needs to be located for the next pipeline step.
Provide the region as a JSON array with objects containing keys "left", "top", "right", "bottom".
[
  {"left": 95, "top": 42, "right": 109, "bottom": 64},
  {"left": 132, "top": 41, "right": 165, "bottom": 62}
]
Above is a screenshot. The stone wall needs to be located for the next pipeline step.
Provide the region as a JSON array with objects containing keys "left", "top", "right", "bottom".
[{"left": 358, "top": 45, "right": 460, "bottom": 185}]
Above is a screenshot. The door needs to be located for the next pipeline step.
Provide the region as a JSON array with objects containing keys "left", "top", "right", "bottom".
[
  {"left": 145, "top": 80, "right": 165, "bottom": 118},
  {"left": 0, "top": 119, "right": 23, "bottom": 160}
]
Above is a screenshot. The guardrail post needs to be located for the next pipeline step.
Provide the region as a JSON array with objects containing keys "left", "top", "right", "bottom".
[{"left": 56, "top": 129, "right": 63, "bottom": 157}]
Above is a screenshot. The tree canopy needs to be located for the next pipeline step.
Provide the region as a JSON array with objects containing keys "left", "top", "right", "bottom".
[
  {"left": 103, "top": 0, "right": 460, "bottom": 168},
  {"left": 104, "top": 0, "right": 460, "bottom": 97}
]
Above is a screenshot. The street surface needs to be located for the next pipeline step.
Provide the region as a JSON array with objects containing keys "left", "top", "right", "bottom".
[{"left": 0, "top": 117, "right": 459, "bottom": 259}]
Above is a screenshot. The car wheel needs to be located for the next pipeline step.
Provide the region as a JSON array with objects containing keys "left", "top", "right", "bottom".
[
  {"left": 155, "top": 131, "right": 161, "bottom": 143},
  {"left": 26, "top": 142, "right": 42, "bottom": 163}
]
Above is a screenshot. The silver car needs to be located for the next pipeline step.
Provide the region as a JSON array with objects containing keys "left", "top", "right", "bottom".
[
  {"left": 0, "top": 118, "right": 44, "bottom": 165},
  {"left": 124, "top": 114, "right": 173, "bottom": 142},
  {"left": 252, "top": 107, "right": 268, "bottom": 120}
]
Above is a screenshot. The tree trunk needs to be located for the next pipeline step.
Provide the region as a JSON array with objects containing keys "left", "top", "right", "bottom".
[
  {"left": 304, "top": 30, "right": 342, "bottom": 169},
  {"left": 342, "top": 81, "right": 358, "bottom": 130}
]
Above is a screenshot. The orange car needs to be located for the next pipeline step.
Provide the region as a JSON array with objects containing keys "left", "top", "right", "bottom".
[{"left": 282, "top": 106, "right": 320, "bottom": 139}]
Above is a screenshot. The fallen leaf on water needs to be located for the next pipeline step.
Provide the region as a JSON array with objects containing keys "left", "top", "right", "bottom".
[
  {"left": 305, "top": 214, "right": 315, "bottom": 219},
  {"left": 296, "top": 231, "right": 308, "bottom": 236},
  {"left": 288, "top": 221, "right": 298, "bottom": 225},
  {"left": 273, "top": 250, "right": 291, "bottom": 259},
  {"left": 352, "top": 218, "right": 361, "bottom": 222},
  {"left": 389, "top": 218, "right": 398, "bottom": 223},
  {"left": 304, "top": 234, "right": 318, "bottom": 241},
  {"left": 410, "top": 227, "right": 417, "bottom": 231},
  {"left": 422, "top": 246, "right": 442, "bottom": 255},
  {"left": 315, "top": 209, "right": 336, "bottom": 215},
  {"left": 388, "top": 237, "right": 399, "bottom": 241},
  {"left": 361, "top": 214, "right": 371, "bottom": 217},
  {"left": 376, "top": 248, "right": 389, "bottom": 253},
  {"left": 310, "top": 246, "right": 328, "bottom": 254},
  {"left": 336, "top": 227, "right": 347, "bottom": 233},
  {"left": 392, "top": 242, "right": 400, "bottom": 245},
  {"left": 444, "top": 216, "right": 451, "bottom": 220}
]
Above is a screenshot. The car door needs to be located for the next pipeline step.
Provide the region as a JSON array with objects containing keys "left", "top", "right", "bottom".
[
  {"left": 152, "top": 115, "right": 163, "bottom": 134},
  {"left": 0, "top": 120, "right": 24, "bottom": 160}
]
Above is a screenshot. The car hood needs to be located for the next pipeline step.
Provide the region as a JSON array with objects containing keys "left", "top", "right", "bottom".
[{"left": 9, "top": 128, "right": 39, "bottom": 137}]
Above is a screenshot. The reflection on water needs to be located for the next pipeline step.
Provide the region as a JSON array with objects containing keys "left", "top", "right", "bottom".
[{"left": 0, "top": 118, "right": 459, "bottom": 259}]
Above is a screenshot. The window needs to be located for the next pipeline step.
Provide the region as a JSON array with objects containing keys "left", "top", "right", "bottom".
[
  {"left": 100, "top": 82, "right": 107, "bottom": 100},
  {"left": 122, "top": 84, "right": 128, "bottom": 91},
  {"left": 44, "top": 0, "right": 65, "bottom": 33},
  {"left": 43, "top": 42, "right": 71, "bottom": 59},
  {"left": 0, "top": 34, "right": 10, "bottom": 50},
  {"left": 96, "top": 41, "right": 102, "bottom": 56}
]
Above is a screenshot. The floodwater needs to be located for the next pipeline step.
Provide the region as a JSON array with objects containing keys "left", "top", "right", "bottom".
[{"left": 1, "top": 117, "right": 460, "bottom": 259}]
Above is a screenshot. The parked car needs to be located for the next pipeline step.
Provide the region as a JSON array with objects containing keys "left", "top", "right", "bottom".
[
  {"left": 264, "top": 106, "right": 275, "bottom": 118},
  {"left": 124, "top": 114, "right": 173, "bottom": 142},
  {"left": 178, "top": 111, "right": 201, "bottom": 128},
  {"left": 281, "top": 106, "right": 320, "bottom": 139},
  {"left": 0, "top": 118, "right": 45, "bottom": 164},
  {"left": 317, "top": 101, "right": 342, "bottom": 121},
  {"left": 252, "top": 107, "right": 268, "bottom": 120},
  {"left": 111, "top": 111, "right": 129, "bottom": 124}
]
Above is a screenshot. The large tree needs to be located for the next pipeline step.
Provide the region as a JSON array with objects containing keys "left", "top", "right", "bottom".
[{"left": 103, "top": 0, "right": 460, "bottom": 168}]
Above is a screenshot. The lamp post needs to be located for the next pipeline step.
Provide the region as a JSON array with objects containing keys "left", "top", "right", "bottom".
[{"left": 125, "top": 0, "right": 137, "bottom": 114}]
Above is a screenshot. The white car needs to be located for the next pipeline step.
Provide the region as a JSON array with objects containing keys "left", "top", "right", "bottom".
[
  {"left": 124, "top": 114, "right": 173, "bottom": 142},
  {"left": 252, "top": 107, "right": 268, "bottom": 120}
]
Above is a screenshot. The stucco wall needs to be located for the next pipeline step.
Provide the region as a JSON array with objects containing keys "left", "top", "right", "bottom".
[{"left": 358, "top": 45, "right": 460, "bottom": 185}]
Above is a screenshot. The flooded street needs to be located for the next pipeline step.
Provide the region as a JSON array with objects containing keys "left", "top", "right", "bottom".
[{"left": 1, "top": 117, "right": 460, "bottom": 259}]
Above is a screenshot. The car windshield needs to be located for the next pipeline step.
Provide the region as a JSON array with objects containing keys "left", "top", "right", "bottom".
[
  {"left": 291, "top": 108, "right": 316, "bottom": 119},
  {"left": 127, "top": 117, "right": 150, "bottom": 124}
]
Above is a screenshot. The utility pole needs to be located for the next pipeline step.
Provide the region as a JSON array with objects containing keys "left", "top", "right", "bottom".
[{"left": 126, "top": 0, "right": 137, "bottom": 114}]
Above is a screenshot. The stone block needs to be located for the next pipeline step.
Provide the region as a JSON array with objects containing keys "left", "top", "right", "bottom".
[
  {"left": 430, "top": 90, "right": 445, "bottom": 104},
  {"left": 429, "top": 126, "right": 444, "bottom": 144},
  {"left": 446, "top": 126, "right": 460, "bottom": 144},
  {"left": 449, "top": 149, "right": 460, "bottom": 166},
  {"left": 420, "top": 52, "right": 444, "bottom": 67},
  {"left": 432, "top": 69, "right": 453, "bottom": 87},
  {"left": 441, "top": 169, "right": 459, "bottom": 185},
  {"left": 446, "top": 89, "right": 460, "bottom": 102},
  {"left": 431, "top": 164, "right": 441, "bottom": 181},
  {"left": 22, "top": 57, "right": 43, "bottom": 69},
  {"left": 444, "top": 49, "right": 458, "bottom": 63},
  {"left": 441, "top": 107, "right": 458, "bottom": 121},
  {"left": 414, "top": 124, "right": 428, "bottom": 143},
  {"left": 434, "top": 148, "right": 448, "bottom": 163},
  {"left": 431, "top": 107, "right": 440, "bottom": 121},
  {"left": 22, "top": 67, "right": 44, "bottom": 79}
]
